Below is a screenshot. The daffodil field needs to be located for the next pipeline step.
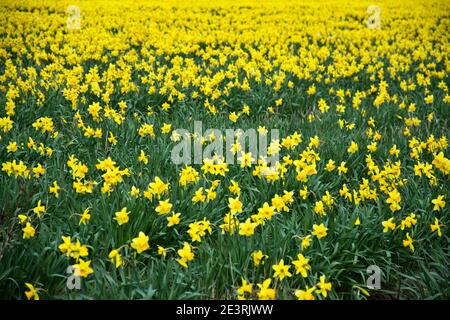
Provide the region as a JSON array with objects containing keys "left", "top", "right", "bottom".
[{"left": 0, "top": 0, "right": 449, "bottom": 300}]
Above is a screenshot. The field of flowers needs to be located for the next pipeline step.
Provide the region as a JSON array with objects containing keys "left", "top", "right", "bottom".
[{"left": 0, "top": 0, "right": 449, "bottom": 300}]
